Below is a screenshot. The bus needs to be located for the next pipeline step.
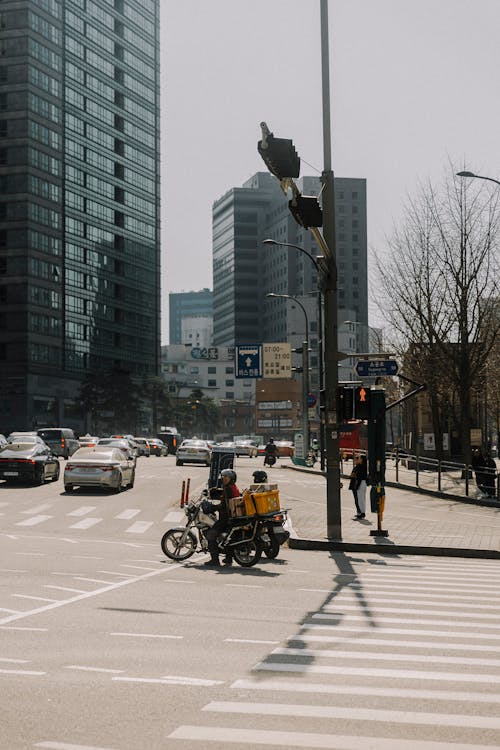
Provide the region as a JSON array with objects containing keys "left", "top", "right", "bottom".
[{"left": 339, "top": 421, "right": 368, "bottom": 459}]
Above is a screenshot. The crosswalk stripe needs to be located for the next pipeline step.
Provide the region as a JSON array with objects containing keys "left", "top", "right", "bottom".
[
  {"left": 21, "top": 504, "right": 52, "bottom": 515},
  {"left": 253, "top": 661, "right": 500, "bottom": 683},
  {"left": 312, "top": 613, "right": 500, "bottom": 630},
  {"left": 115, "top": 509, "right": 140, "bottom": 520},
  {"left": 344, "top": 584, "right": 500, "bottom": 601},
  {"left": 15, "top": 515, "right": 52, "bottom": 526},
  {"left": 322, "top": 603, "right": 500, "bottom": 619},
  {"left": 272, "top": 646, "right": 500, "bottom": 668},
  {"left": 290, "top": 634, "right": 500, "bottom": 652},
  {"left": 204, "top": 700, "right": 500, "bottom": 730},
  {"left": 68, "top": 518, "right": 102, "bottom": 530},
  {"left": 231, "top": 678, "right": 500, "bottom": 704},
  {"left": 124, "top": 521, "right": 153, "bottom": 534},
  {"left": 304, "top": 622, "right": 500, "bottom": 640},
  {"left": 325, "top": 595, "right": 500, "bottom": 611},
  {"left": 66, "top": 506, "right": 96, "bottom": 517},
  {"left": 168, "top": 725, "right": 490, "bottom": 749}
]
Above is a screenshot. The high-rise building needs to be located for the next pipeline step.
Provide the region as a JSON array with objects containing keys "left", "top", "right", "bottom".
[
  {"left": 212, "top": 172, "right": 368, "bottom": 391},
  {"left": 168, "top": 288, "right": 213, "bottom": 345},
  {"left": 0, "top": 0, "right": 160, "bottom": 433}
]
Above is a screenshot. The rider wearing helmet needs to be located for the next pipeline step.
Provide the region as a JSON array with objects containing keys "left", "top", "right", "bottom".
[
  {"left": 205, "top": 469, "right": 240, "bottom": 567},
  {"left": 264, "top": 437, "right": 278, "bottom": 467},
  {"left": 252, "top": 469, "right": 268, "bottom": 484}
]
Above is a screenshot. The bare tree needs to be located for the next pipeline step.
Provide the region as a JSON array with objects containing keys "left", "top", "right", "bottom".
[{"left": 376, "top": 165, "right": 500, "bottom": 462}]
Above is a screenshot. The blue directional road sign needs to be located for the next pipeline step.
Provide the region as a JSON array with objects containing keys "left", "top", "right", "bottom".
[
  {"left": 355, "top": 359, "right": 399, "bottom": 377},
  {"left": 235, "top": 344, "right": 263, "bottom": 378}
]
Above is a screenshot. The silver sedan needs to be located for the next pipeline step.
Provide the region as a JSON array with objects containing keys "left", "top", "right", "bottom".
[
  {"left": 64, "top": 447, "right": 135, "bottom": 493},
  {"left": 175, "top": 439, "right": 212, "bottom": 466}
]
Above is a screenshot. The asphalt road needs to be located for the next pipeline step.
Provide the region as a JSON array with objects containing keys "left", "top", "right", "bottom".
[{"left": 1, "top": 456, "right": 500, "bottom": 749}]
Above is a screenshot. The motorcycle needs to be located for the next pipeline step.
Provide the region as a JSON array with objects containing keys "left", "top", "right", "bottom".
[
  {"left": 160, "top": 493, "right": 288, "bottom": 567},
  {"left": 263, "top": 451, "right": 277, "bottom": 467}
]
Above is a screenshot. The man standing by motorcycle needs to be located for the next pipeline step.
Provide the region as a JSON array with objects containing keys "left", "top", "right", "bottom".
[
  {"left": 204, "top": 469, "right": 240, "bottom": 567},
  {"left": 264, "top": 437, "right": 278, "bottom": 467}
]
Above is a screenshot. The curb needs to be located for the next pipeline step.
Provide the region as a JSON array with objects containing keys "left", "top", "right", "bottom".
[{"left": 289, "top": 537, "right": 500, "bottom": 559}]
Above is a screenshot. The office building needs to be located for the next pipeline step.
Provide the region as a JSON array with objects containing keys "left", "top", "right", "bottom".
[
  {"left": 0, "top": 0, "right": 160, "bottom": 433},
  {"left": 168, "top": 288, "right": 213, "bottom": 345}
]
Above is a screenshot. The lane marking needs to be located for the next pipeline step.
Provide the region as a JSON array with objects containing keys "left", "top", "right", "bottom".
[
  {"left": 115, "top": 509, "right": 140, "bottom": 519},
  {"left": 67, "top": 506, "right": 97, "bottom": 517},
  {"left": 0, "top": 560, "right": 195, "bottom": 626},
  {"left": 0, "top": 668, "right": 45, "bottom": 675},
  {"left": 125, "top": 522, "right": 154, "bottom": 534},
  {"left": 225, "top": 638, "right": 280, "bottom": 645},
  {"left": 204, "top": 700, "right": 500, "bottom": 729},
  {"left": 35, "top": 743, "right": 117, "bottom": 749},
  {"left": 312, "top": 613, "right": 500, "bottom": 630},
  {"left": 273, "top": 646, "right": 500, "bottom": 668},
  {"left": 344, "top": 584, "right": 500, "bottom": 602},
  {"left": 0, "top": 608, "right": 21, "bottom": 614},
  {"left": 331, "top": 593, "right": 500, "bottom": 611},
  {"left": 0, "top": 568, "right": 27, "bottom": 573},
  {"left": 21, "top": 504, "right": 52, "bottom": 515},
  {"left": 304, "top": 622, "right": 500, "bottom": 640},
  {"left": 110, "top": 632, "right": 183, "bottom": 639},
  {"left": 73, "top": 577, "right": 115, "bottom": 585},
  {"left": 64, "top": 665, "right": 125, "bottom": 674},
  {"left": 0, "top": 626, "right": 47, "bottom": 631},
  {"left": 69, "top": 518, "right": 102, "bottom": 530},
  {"left": 254, "top": 661, "right": 500, "bottom": 683},
  {"left": 16, "top": 552, "right": 46, "bottom": 556},
  {"left": 168, "top": 725, "right": 491, "bottom": 749},
  {"left": 225, "top": 584, "right": 263, "bottom": 589},
  {"left": 113, "top": 675, "right": 223, "bottom": 686},
  {"left": 96, "top": 571, "right": 135, "bottom": 578},
  {"left": 125, "top": 559, "right": 162, "bottom": 564},
  {"left": 72, "top": 555, "right": 103, "bottom": 560},
  {"left": 164, "top": 579, "right": 195, "bottom": 584},
  {"left": 322, "top": 603, "right": 500, "bottom": 620},
  {"left": 0, "top": 657, "right": 29, "bottom": 663},
  {"left": 120, "top": 564, "right": 156, "bottom": 571},
  {"left": 291, "top": 634, "right": 500, "bottom": 652},
  {"left": 45, "top": 586, "right": 88, "bottom": 594},
  {"left": 231, "top": 678, "right": 500, "bottom": 703},
  {"left": 16, "top": 515, "right": 52, "bottom": 527},
  {"left": 13, "top": 595, "right": 58, "bottom": 603}
]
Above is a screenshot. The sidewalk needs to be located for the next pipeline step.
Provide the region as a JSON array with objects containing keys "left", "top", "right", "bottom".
[{"left": 282, "top": 463, "right": 500, "bottom": 559}]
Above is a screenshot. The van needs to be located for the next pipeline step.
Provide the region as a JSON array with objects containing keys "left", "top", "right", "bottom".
[
  {"left": 157, "top": 431, "right": 181, "bottom": 454},
  {"left": 36, "top": 428, "right": 79, "bottom": 459}
]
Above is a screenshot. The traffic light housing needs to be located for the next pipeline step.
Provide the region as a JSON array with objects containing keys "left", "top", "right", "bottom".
[
  {"left": 288, "top": 195, "right": 323, "bottom": 229},
  {"left": 337, "top": 386, "right": 354, "bottom": 421},
  {"left": 257, "top": 132, "right": 300, "bottom": 180},
  {"left": 354, "top": 386, "right": 371, "bottom": 420}
]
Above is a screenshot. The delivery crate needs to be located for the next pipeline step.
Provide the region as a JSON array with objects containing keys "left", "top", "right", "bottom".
[
  {"left": 228, "top": 496, "right": 247, "bottom": 518},
  {"left": 243, "top": 488, "right": 280, "bottom": 515},
  {"left": 249, "top": 483, "right": 278, "bottom": 492}
]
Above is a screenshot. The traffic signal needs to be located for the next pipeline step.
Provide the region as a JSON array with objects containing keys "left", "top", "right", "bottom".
[
  {"left": 288, "top": 195, "right": 323, "bottom": 228},
  {"left": 354, "top": 386, "right": 371, "bottom": 420},
  {"left": 257, "top": 129, "right": 300, "bottom": 180},
  {"left": 336, "top": 386, "right": 354, "bottom": 421}
]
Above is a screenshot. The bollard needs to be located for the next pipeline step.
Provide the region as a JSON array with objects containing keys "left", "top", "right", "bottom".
[
  {"left": 370, "top": 483, "right": 388, "bottom": 537},
  {"left": 180, "top": 480, "right": 186, "bottom": 508},
  {"left": 185, "top": 477, "right": 190, "bottom": 503}
]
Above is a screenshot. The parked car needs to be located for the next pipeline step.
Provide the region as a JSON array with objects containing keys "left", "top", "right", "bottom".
[
  {"left": 0, "top": 441, "right": 60, "bottom": 484},
  {"left": 78, "top": 434, "right": 100, "bottom": 449},
  {"left": 217, "top": 441, "right": 235, "bottom": 451},
  {"left": 0, "top": 434, "right": 7, "bottom": 449},
  {"left": 134, "top": 437, "right": 151, "bottom": 457},
  {"left": 8, "top": 434, "right": 47, "bottom": 447},
  {"left": 147, "top": 438, "right": 168, "bottom": 457},
  {"left": 234, "top": 439, "right": 258, "bottom": 458},
  {"left": 96, "top": 438, "right": 137, "bottom": 463},
  {"left": 37, "top": 428, "right": 79, "bottom": 459},
  {"left": 64, "top": 447, "right": 135, "bottom": 493},
  {"left": 275, "top": 440, "right": 295, "bottom": 457},
  {"left": 176, "top": 439, "right": 212, "bottom": 466}
]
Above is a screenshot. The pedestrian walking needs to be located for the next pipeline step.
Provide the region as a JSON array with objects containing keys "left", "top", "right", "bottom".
[{"left": 349, "top": 454, "right": 368, "bottom": 520}]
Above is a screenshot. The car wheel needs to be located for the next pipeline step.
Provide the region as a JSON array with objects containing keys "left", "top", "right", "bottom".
[
  {"left": 128, "top": 470, "right": 135, "bottom": 489},
  {"left": 176, "top": 459, "right": 183, "bottom": 466},
  {"left": 65, "top": 484, "right": 73, "bottom": 493},
  {"left": 51, "top": 465, "right": 60, "bottom": 482},
  {"left": 34, "top": 470, "right": 45, "bottom": 486}
]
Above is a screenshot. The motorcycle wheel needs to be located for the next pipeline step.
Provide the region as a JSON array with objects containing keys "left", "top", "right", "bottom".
[
  {"left": 233, "top": 540, "right": 263, "bottom": 568},
  {"left": 161, "top": 529, "right": 197, "bottom": 561},
  {"left": 264, "top": 535, "right": 280, "bottom": 559}
]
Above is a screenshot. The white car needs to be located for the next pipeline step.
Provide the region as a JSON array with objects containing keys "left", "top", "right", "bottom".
[
  {"left": 234, "top": 440, "right": 258, "bottom": 458},
  {"left": 176, "top": 439, "right": 212, "bottom": 466},
  {"left": 64, "top": 447, "right": 135, "bottom": 493}
]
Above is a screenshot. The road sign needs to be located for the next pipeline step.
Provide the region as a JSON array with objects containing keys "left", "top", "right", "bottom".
[
  {"left": 235, "top": 344, "right": 263, "bottom": 378},
  {"left": 307, "top": 393, "right": 317, "bottom": 408},
  {"left": 262, "top": 342, "right": 292, "bottom": 379},
  {"left": 355, "top": 359, "right": 399, "bottom": 377}
]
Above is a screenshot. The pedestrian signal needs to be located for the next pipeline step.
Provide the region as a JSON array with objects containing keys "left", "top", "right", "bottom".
[{"left": 354, "top": 386, "right": 371, "bottom": 420}]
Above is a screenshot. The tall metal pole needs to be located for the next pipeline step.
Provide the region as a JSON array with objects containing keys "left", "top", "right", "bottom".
[{"left": 320, "top": 0, "right": 342, "bottom": 539}]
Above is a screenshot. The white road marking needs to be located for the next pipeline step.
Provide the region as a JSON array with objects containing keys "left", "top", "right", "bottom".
[
  {"left": 21, "top": 504, "right": 52, "bottom": 515},
  {"left": 0, "top": 608, "right": 21, "bottom": 614},
  {"left": 69, "top": 518, "right": 102, "bottom": 530},
  {"left": 330, "top": 593, "right": 500, "bottom": 611},
  {"left": 0, "top": 568, "right": 27, "bottom": 573},
  {"left": 204, "top": 700, "right": 500, "bottom": 730},
  {"left": 312, "top": 613, "right": 500, "bottom": 630},
  {"left": 225, "top": 638, "right": 280, "bottom": 645},
  {"left": 120, "top": 563, "right": 156, "bottom": 570},
  {"left": 273, "top": 646, "right": 500, "bottom": 668},
  {"left": 231, "top": 678, "right": 500, "bottom": 703},
  {"left": 322, "top": 602, "right": 500, "bottom": 619},
  {"left": 126, "top": 559, "right": 162, "bottom": 563},
  {"left": 110, "top": 632, "right": 183, "bottom": 639},
  {"left": 254, "top": 661, "right": 500, "bottom": 683},
  {"left": 13, "top": 595, "right": 58, "bottom": 603},
  {"left": 291, "top": 634, "right": 500, "bottom": 652},
  {"left": 305, "top": 622, "right": 500, "bottom": 640},
  {"left": 73, "top": 577, "right": 115, "bottom": 585},
  {"left": 66, "top": 506, "right": 97, "bottom": 517},
  {"left": 113, "top": 675, "right": 223, "bottom": 686},
  {"left": 115, "top": 509, "right": 140, "bottom": 519},
  {"left": 16, "top": 515, "right": 52, "bottom": 526},
  {"left": 0, "top": 626, "right": 47, "bottom": 631},
  {"left": 64, "top": 665, "right": 125, "bottom": 674},
  {"left": 225, "top": 584, "right": 263, "bottom": 589},
  {"left": 164, "top": 579, "right": 196, "bottom": 584},
  {"left": 72, "top": 555, "right": 103, "bottom": 559},
  {"left": 35, "top": 743, "right": 117, "bottom": 750},
  {"left": 168, "top": 725, "right": 489, "bottom": 749},
  {"left": 45, "top": 586, "right": 88, "bottom": 594},
  {"left": 345, "top": 584, "right": 500, "bottom": 602},
  {"left": 162, "top": 512, "right": 184, "bottom": 522},
  {"left": 0, "top": 668, "right": 45, "bottom": 676},
  {"left": 16, "top": 552, "right": 46, "bottom": 556},
  {"left": 124, "top": 522, "right": 153, "bottom": 534},
  {"left": 96, "top": 571, "right": 135, "bottom": 578},
  {"left": 0, "top": 657, "right": 29, "bottom": 663},
  {"left": 0, "top": 560, "right": 195, "bottom": 626}
]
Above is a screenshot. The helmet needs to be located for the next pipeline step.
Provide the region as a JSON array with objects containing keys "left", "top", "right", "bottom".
[
  {"left": 252, "top": 470, "right": 268, "bottom": 483},
  {"left": 268, "top": 437, "right": 274, "bottom": 443},
  {"left": 220, "top": 468, "right": 237, "bottom": 483}
]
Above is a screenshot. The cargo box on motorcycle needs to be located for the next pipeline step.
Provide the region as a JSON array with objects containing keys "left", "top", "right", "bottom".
[{"left": 229, "top": 488, "right": 280, "bottom": 517}]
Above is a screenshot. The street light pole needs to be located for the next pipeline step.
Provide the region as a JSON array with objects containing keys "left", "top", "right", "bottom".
[
  {"left": 267, "top": 293, "right": 310, "bottom": 455},
  {"left": 320, "top": 0, "right": 342, "bottom": 539},
  {"left": 262, "top": 238, "right": 325, "bottom": 470}
]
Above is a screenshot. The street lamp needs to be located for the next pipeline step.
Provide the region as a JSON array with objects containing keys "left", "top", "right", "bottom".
[
  {"left": 263, "top": 238, "right": 325, "bottom": 469},
  {"left": 457, "top": 170, "right": 500, "bottom": 187},
  {"left": 266, "top": 292, "right": 310, "bottom": 455}
]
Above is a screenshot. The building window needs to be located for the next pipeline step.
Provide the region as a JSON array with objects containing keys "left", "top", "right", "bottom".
[
  {"left": 208, "top": 366, "right": 216, "bottom": 374},
  {"left": 225, "top": 379, "right": 234, "bottom": 387},
  {"left": 208, "top": 379, "right": 216, "bottom": 387},
  {"left": 225, "top": 392, "right": 234, "bottom": 400}
]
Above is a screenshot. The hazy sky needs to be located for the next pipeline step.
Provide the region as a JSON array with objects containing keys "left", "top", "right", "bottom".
[{"left": 160, "top": 0, "right": 500, "bottom": 342}]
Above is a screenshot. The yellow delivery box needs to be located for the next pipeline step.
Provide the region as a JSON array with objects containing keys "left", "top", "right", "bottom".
[{"left": 242, "top": 488, "right": 280, "bottom": 515}]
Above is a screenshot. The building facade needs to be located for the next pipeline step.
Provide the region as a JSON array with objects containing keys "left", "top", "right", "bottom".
[
  {"left": 168, "top": 288, "right": 213, "bottom": 345},
  {"left": 0, "top": 0, "right": 160, "bottom": 433}
]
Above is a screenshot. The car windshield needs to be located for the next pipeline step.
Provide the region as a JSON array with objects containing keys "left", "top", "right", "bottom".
[
  {"left": 70, "top": 448, "right": 119, "bottom": 461},
  {"left": 8, "top": 435, "right": 39, "bottom": 444},
  {"left": 0, "top": 443, "right": 37, "bottom": 455},
  {"left": 182, "top": 440, "right": 207, "bottom": 447},
  {"left": 37, "top": 430, "right": 60, "bottom": 439}
]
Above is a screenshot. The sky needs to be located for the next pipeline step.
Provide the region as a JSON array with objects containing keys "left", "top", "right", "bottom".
[{"left": 160, "top": 0, "right": 500, "bottom": 343}]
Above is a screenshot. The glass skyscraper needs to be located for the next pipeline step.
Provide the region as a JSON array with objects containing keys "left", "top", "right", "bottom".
[{"left": 0, "top": 0, "right": 160, "bottom": 433}]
